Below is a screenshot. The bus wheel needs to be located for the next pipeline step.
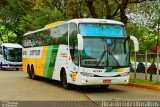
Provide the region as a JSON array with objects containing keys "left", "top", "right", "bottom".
[
  {"left": 2, "top": 67, "right": 6, "bottom": 70},
  {"left": 100, "top": 85, "right": 109, "bottom": 89},
  {"left": 61, "top": 70, "right": 70, "bottom": 89},
  {"left": 0, "top": 63, "right": 5, "bottom": 70},
  {"left": 31, "top": 66, "right": 36, "bottom": 80},
  {"left": 27, "top": 66, "right": 32, "bottom": 79},
  {"left": 16, "top": 68, "right": 19, "bottom": 71},
  {"left": 0, "top": 63, "right": 2, "bottom": 69}
]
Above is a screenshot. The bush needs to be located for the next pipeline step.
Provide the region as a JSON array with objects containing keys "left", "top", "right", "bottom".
[
  {"left": 147, "top": 64, "right": 157, "bottom": 74},
  {"left": 136, "top": 62, "right": 145, "bottom": 73}
]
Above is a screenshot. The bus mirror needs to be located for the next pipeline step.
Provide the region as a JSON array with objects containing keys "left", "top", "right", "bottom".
[
  {"left": 77, "top": 34, "right": 83, "bottom": 50},
  {"left": 130, "top": 36, "right": 139, "bottom": 52}
]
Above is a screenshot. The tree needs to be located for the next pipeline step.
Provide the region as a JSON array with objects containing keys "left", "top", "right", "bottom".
[
  {"left": 84, "top": 0, "right": 155, "bottom": 25},
  {"left": 0, "top": 0, "right": 158, "bottom": 46},
  {"left": 127, "top": 23, "right": 157, "bottom": 53},
  {"left": 127, "top": 0, "right": 160, "bottom": 53},
  {"left": 0, "top": 0, "right": 30, "bottom": 43}
]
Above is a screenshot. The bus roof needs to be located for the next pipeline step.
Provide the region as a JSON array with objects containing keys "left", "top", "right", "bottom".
[
  {"left": 1, "top": 43, "right": 23, "bottom": 48},
  {"left": 67, "top": 18, "right": 124, "bottom": 25},
  {"left": 23, "top": 18, "right": 124, "bottom": 36},
  {"left": 44, "top": 21, "right": 64, "bottom": 28}
]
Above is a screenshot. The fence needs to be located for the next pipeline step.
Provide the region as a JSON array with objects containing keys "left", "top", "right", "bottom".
[{"left": 130, "top": 51, "right": 160, "bottom": 81}]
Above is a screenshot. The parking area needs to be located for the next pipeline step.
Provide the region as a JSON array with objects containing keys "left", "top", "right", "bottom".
[
  {"left": 0, "top": 70, "right": 92, "bottom": 101},
  {"left": 1, "top": 70, "right": 160, "bottom": 107}
]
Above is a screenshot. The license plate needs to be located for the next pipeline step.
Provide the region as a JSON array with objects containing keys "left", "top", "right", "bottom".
[{"left": 103, "top": 80, "right": 111, "bottom": 83}]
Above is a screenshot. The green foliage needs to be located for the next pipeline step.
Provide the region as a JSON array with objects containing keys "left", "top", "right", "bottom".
[
  {"left": 0, "top": 25, "right": 17, "bottom": 43},
  {"left": 127, "top": 23, "right": 157, "bottom": 53},
  {"left": 20, "top": 8, "right": 64, "bottom": 31},
  {"left": 0, "top": 0, "right": 27, "bottom": 44},
  {"left": 0, "top": 0, "right": 159, "bottom": 53},
  {"left": 130, "top": 78, "right": 160, "bottom": 86}
]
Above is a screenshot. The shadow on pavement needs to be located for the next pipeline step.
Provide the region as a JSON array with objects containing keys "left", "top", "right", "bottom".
[{"left": 26, "top": 76, "right": 125, "bottom": 93}]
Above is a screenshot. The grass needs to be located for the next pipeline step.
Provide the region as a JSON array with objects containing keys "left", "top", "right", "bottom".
[
  {"left": 129, "top": 78, "right": 160, "bottom": 87},
  {"left": 130, "top": 56, "right": 135, "bottom": 62}
]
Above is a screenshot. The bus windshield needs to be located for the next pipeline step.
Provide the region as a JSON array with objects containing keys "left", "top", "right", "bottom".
[
  {"left": 80, "top": 37, "right": 129, "bottom": 68},
  {"left": 3, "top": 47, "right": 22, "bottom": 62},
  {"left": 79, "top": 23, "right": 126, "bottom": 37}
]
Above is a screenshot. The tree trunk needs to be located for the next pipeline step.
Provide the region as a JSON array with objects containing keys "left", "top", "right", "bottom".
[
  {"left": 120, "top": 0, "right": 129, "bottom": 25},
  {"left": 85, "top": 0, "right": 98, "bottom": 18}
]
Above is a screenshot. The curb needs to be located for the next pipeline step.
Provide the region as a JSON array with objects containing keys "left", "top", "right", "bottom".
[{"left": 123, "top": 82, "right": 160, "bottom": 91}]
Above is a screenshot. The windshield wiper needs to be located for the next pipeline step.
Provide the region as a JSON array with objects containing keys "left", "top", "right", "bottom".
[
  {"left": 96, "top": 50, "right": 107, "bottom": 66},
  {"left": 96, "top": 49, "right": 120, "bottom": 67},
  {"left": 108, "top": 51, "right": 120, "bottom": 66}
]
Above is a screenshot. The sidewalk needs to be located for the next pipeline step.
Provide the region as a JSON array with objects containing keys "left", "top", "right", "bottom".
[{"left": 126, "top": 82, "right": 160, "bottom": 91}]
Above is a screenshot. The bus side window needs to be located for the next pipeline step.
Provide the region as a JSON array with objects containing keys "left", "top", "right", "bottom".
[
  {"left": 50, "top": 27, "right": 58, "bottom": 45},
  {"left": 69, "top": 23, "right": 78, "bottom": 65},
  {"left": 3, "top": 46, "right": 8, "bottom": 60},
  {"left": 37, "top": 32, "right": 44, "bottom": 46},
  {"left": 51, "top": 25, "right": 68, "bottom": 45},
  {"left": 43, "top": 30, "right": 52, "bottom": 45},
  {"left": 58, "top": 24, "right": 68, "bottom": 45}
]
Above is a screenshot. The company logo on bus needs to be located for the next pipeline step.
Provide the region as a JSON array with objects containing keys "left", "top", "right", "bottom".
[{"left": 93, "top": 70, "right": 102, "bottom": 72}]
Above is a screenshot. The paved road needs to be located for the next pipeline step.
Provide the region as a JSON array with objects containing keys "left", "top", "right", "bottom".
[
  {"left": 0, "top": 70, "right": 91, "bottom": 101},
  {"left": 83, "top": 85, "right": 160, "bottom": 101},
  {"left": 0, "top": 70, "right": 160, "bottom": 107},
  {"left": 0, "top": 70, "right": 98, "bottom": 107}
]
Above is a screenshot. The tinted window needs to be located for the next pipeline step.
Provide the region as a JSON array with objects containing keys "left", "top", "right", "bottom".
[
  {"left": 50, "top": 24, "right": 68, "bottom": 45},
  {"left": 23, "top": 30, "right": 51, "bottom": 47},
  {"left": 3, "top": 47, "right": 22, "bottom": 62},
  {"left": 69, "top": 23, "right": 78, "bottom": 65},
  {"left": 79, "top": 23, "right": 126, "bottom": 37},
  {"left": 23, "top": 24, "right": 69, "bottom": 48}
]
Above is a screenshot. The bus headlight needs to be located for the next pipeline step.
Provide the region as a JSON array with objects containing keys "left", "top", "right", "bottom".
[
  {"left": 80, "top": 72, "right": 95, "bottom": 77},
  {"left": 120, "top": 72, "right": 129, "bottom": 77}
]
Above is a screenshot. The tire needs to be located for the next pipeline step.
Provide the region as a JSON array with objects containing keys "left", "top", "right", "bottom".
[
  {"left": 31, "top": 66, "right": 37, "bottom": 80},
  {"left": 0, "top": 63, "right": 5, "bottom": 70},
  {"left": 16, "top": 68, "right": 19, "bottom": 71},
  {"left": 61, "top": 70, "right": 70, "bottom": 89},
  {"left": 27, "top": 65, "right": 32, "bottom": 79},
  {"left": 2, "top": 68, "right": 6, "bottom": 70},
  {"left": 100, "top": 85, "right": 109, "bottom": 89},
  {"left": 0, "top": 62, "right": 2, "bottom": 70}
]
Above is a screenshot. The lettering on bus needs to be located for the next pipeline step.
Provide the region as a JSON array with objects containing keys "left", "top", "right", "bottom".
[
  {"left": 30, "top": 50, "right": 40, "bottom": 56},
  {"left": 23, "top": 40, "right": 36, "bottom": 47},
  {"left": 23, "top": 51, "right": 27, "bottom": 55},
  {"left": 93, "top": 70, "right": 102, "bottom": 72},
  {"left": 85, "top": 61, "right": 104, "bottom": 64}
]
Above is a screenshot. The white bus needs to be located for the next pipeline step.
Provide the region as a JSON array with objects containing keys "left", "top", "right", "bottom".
[
  {"left": 0, "top": 43, "right": 23, "bottom": 70},
  {"left": 22, "top": 18, "right": 139, "bottom": 89}
]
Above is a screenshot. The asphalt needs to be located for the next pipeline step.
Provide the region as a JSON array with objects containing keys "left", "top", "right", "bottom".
[
  {"left": 0, "top": 70, "right": 99, "bottom": 107},
  {"left": 1, "top": 70, "right": 160, "bottom": 107}
]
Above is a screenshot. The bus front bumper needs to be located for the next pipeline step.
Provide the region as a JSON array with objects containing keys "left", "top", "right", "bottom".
[
  {"left": 2, "top": 64, "right": 22, "bottom": 69},
  {"left": 76, "top": 76, "right": 129, "bottom": 86}
]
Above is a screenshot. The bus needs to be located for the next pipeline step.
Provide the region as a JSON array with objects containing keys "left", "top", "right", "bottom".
[
  {"left": 22, "top": 18, "right": 139, "bottom": 89},
  {"left": 0, "top": 43, "right": 23, "bottom": 70}
]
